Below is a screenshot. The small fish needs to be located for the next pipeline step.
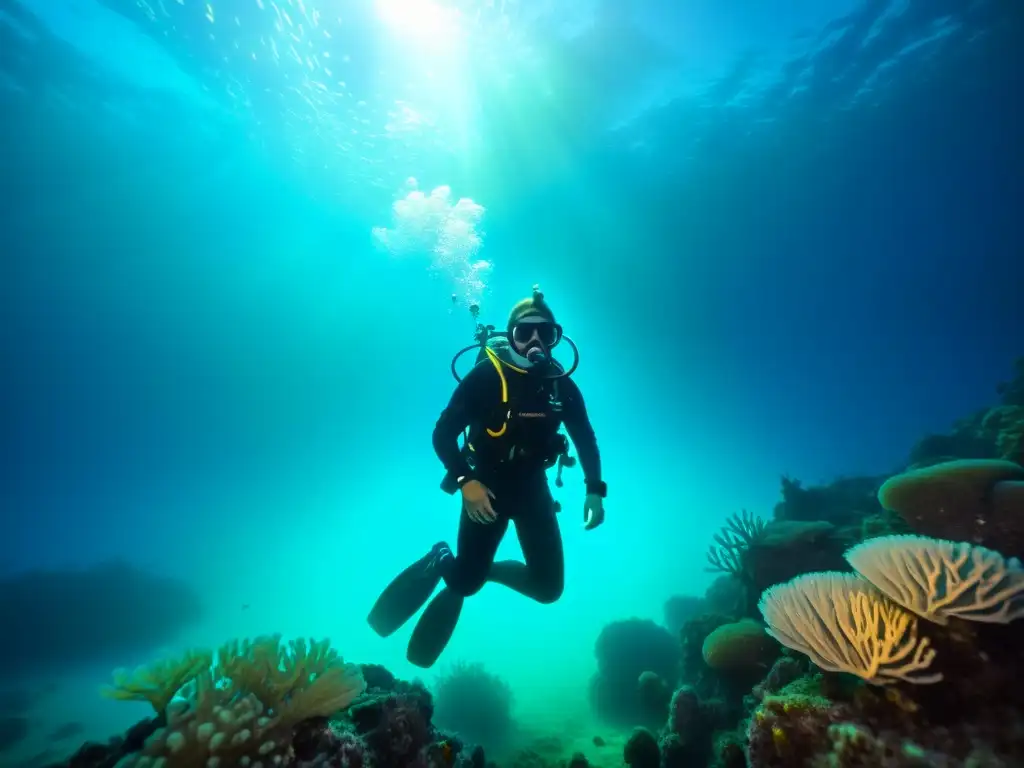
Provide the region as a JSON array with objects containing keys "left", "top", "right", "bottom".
[
  {"left": 242, "top": 604, "right": 250, "bottom": 611},
  {"left": 592, "top": 736, "right": 606, "bottom": 747}
]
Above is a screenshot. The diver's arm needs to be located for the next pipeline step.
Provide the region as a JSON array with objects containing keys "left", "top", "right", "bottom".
[
  {"left": 432, "top": 363, "right": 494, "bottom": 482},
  {"left": 560, "top": 379, "right": 606, "bottom": 496}
]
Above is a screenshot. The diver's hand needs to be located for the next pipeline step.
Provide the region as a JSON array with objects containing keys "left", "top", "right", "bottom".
[
  {"left": 461, "top": 480, "right": 497, "bottom": 524},
  {"left": 583, "top": 493, "right": 605, "bottom": 531}
]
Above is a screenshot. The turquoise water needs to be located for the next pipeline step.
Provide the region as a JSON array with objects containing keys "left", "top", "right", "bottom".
[{"left": 1, "top": 0, "right": 1021, "bottom": 764}]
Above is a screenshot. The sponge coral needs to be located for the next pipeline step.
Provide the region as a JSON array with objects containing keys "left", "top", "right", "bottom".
[
  {"left": 102, "top": 634, "right": 365, "bottom": 767},
  {"left": 701, "top": 619, "right": 778, "bottom": 671},
  {"left": 877, "top": 459, "right": 1024, "bottom": 555}
]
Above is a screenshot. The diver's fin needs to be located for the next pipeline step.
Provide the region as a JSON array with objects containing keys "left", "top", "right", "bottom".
[
  {"left": 367, "top": 543, "right": 451, "bottom": 638},
  {"left": 406, "top": 588, "right": 464, "bottom": 668}
]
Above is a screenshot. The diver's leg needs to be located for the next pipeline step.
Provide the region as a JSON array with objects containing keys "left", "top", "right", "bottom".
[
  {"left": 445, "top": 506, "right": 510, "bottom": 596},
  {"left": 488, "top": 477, "right": 565, "bottom": 604},
  {"left": 406, "top": 506, "right": 509, "bottom": 668}
]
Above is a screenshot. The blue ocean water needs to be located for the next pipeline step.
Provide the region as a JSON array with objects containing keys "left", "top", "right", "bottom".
[{"left": 1, "top": 0, "right": 1022, "bottom": 763}]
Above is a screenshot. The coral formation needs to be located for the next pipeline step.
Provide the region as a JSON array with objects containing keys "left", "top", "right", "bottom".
[
  {"left": 845, "top": 534, "right": 1024, "bottom": 625},
  {"left": 432, "top": 660, "right": 515, "bottom": 751},
  {"left": 705, "top": 511, "right": 855, "bottom": 617},
  {"left": 907, "top": 360, "right": 1024, "bottom": 469},
  {"left": 48, "top": 643, "right": 489, "bottom": 768},
  {"left": 878, "top": 459, "right": 1024, "bottom": 556},
  {"left": 704, "top": 575, "right": 747, "bottom": 617},
  {"left": 774, "top": 476, "right": 886, "bottom": 528},
  {"left": 759, "top": 571, "right": 941, "bottom": 685},
  {"left": 701, "top": 620, "right": 778, "bottom": 672},
  {"left": 706, "top": 510, "right": 767, "bottom": 578},
  {"left": 663, "top": 594, "right": 706, "bottom": 636},
  {"left": 679, "top": 613, "right": 733, "bottom": 696},
  {"left": 623, "top": 727, "right": 660, "bottom": 768},
  {"left": 589, "top": 618, "right": 680, "bottom": 727},
  {"left": 101, "top": 635, "right": 366, "bottom": 766}
]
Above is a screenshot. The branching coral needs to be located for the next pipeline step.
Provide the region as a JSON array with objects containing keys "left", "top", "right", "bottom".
[
  {"left": 102, "top": 634, "right": 365, "bottom": 767},
  {"left": 104, "top": 648, "right": 214, "bottom": 714},
  {"left": 705, "top": 510, "right": 767, "bottom": 576}
]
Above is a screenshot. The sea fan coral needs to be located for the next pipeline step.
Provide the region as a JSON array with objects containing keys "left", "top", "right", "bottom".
[
  {"left": 844, "top": 534, "right": 1024, "bottom": 625},
  {"left": 758, "top": 572, "right": 940, "bottom": 685}
]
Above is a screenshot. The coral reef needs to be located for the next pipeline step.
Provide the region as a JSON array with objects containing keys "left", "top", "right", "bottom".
[
  {"left": 747, "top": 526, "right": 1024, "bottom": 765},
  {"left": 589, "top": 618, "right": 680, "bottom": 728},
  {"left": 102, "top": 635, "right": 365, "bottom": 766},
  {"left": 635, "top": 671, "right": 673, "bottom": 727},
  {"left": 44, "top": 638, "right": 486, "bottom": 768},
  {"left": 432, "top": 660, "right": 515, "bottom": 751},
  {"left": 701, "top": 620, "right": 779, "bottom": 674},
  {"left": 743, "top": 673, "right": 1024, "bottom": 767},
  {"left": 907, "top": 358, "right": 1024, "bottom": 469},
  {"left": 658, "top": 685, "right": 724, "bottom": 768},
  {"left": 679, "top": 613, "right": 733, "bottom": 697},
  {"left": 741, "top": 520, "right": 851, "bottom": 617},
  {"left": 663, "top": 594, "right": 706, "bottom": 636},
  {"left": 773, "top": 475, "right": 886, "bottom": 528},
  {"left": 704, "top": 575, "right": 747, "bottom": 617},
  {"left": 623, "top": 728, "right": 659, "bottom": 768},
  {"left": 878, "top": 458, "right": 1024, "bottom": 557},
  {"left": 705, "top": 511, "right": 853, "bottom": 617}
]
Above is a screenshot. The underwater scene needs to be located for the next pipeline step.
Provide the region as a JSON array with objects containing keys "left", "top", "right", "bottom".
[{"left": 2, "top": 0, "right": 1024, "bottom": 766}]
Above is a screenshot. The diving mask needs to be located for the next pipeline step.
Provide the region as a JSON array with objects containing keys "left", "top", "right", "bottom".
[{"left": 511, "top": 318, "right": 562, "bottom": 349}]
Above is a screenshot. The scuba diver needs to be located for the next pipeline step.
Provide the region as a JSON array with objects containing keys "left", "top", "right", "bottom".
[{"left": 367, "top": 286, "right": 607, "bottom": 668}]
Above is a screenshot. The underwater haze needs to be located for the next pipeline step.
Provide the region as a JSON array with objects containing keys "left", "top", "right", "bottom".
[{"left": 2, "top": 0, "right": 1023, "bottom": 765}]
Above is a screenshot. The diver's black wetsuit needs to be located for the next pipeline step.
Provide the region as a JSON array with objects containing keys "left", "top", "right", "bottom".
[
  {"left": 366, "top": 353, "right": 604, "bottom": 668},
  {"left": 432, "top": 357, "right": 603, "bottom": 602}
]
